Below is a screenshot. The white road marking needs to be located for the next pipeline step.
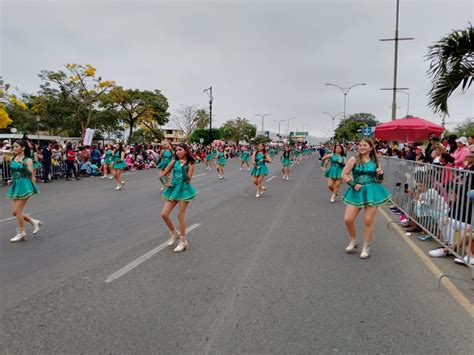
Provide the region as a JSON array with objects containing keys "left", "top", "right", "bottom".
[
  {"left": 0, "top": 217, "right": 16, "bottom": 223},
  {"left": 105, "top": 223, "right": 201, "bottom": 283},
  {"left": 193, "top": 173, "right": 206, "bottom": 178},
  {"left": 266, "top": 175, "right": 276, "bottom": 182}
]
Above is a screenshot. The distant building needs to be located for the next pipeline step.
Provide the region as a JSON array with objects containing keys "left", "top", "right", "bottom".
[{"left": 161, "top": 127, "right": 186, "bottom": 143}]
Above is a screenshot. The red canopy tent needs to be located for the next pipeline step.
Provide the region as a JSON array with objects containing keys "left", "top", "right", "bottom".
[{"left": 374, "top": 116, "right": 444, "bottom": 142}]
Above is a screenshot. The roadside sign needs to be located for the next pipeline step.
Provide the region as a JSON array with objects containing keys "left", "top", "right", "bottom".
[{"left": 199, "top": 138, "right": 204, "bottom": 143}]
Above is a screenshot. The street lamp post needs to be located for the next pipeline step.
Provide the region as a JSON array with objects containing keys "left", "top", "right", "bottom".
[
  {"left": 396, "top": 90, "right": 410, "bottom": 116},
  {"left": 322, "top": 112, "right": 344, "bottom": 143},
  {"left": 255, "top": 113, "right": 271, "bottom": 136},
  {"left": 325, "top": 83, "right": 366, "bottom": 120},
  {"left": 273, "top": 119, "right": 286, "bottom": 138},
  {"left": 203, "top": 87, "right": 213, "bottom": 143},
  {"left": 35, "top": 116, "right": 41, "bottom": 147},
  {"left": 286, "top": 117, "right": 296, "bottom": 140}
]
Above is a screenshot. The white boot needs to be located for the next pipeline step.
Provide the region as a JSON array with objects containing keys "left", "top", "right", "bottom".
[
  {"left": 10, "top": 228, "right": 27, "bottom": 243},
  {"left": 360, "top": 244, "right": 370, "bottom": 259},
  {"left": 167, "top": 230, "right": 180, "bottom": 247},
  {"left": 32, "top": 219, "right": 43, "bottom": 235},
  {"left": 345, "top": 239, "right": 358, "bottom": 253},
  {"left": 173, "top": 240, "right": 188, "bottom": 253}
]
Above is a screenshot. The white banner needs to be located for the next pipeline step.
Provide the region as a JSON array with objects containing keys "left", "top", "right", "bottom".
[{"left": 83, "top": 128, "right": 94, "bottom": 146}]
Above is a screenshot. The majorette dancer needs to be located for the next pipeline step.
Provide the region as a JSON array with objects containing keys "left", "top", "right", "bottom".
[{"left": 321, "top": 143, "right": 346, "bottom": 202}]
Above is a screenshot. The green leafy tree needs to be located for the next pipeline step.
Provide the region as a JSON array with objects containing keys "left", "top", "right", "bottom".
[
  {"left": 195, "top": 109, "right": 210, "bottom": 129},
  {"left": 131, "top": 128, "right": 156, "bottom": 144},
  {"left": 251, "top": 135, "right": 271, "bottom": 145},
  {"left": 188, "top": 128, "right": 221, "bottom": 145},
  {"left": 101, "top": 87, "right": 170, "bottom": 144},
  {"left": 39, "top": 64, "right": 115, "bottom": 133},
  {"left": 427, "top": 24, "right": 474, "bottom": 116},
  {"left": 334, "top": 113, "right": 379, "bottom": 141},
  {"left": 454, "top": 118, "right": 474, "bottom": 136},
  {"left": 220, "top": 117, "right": 257, "bottom": 144}
]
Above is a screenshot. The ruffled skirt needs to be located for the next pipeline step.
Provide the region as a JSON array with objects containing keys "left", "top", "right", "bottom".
[
  {"left": 251, "top": 165, "right": 269, "bottom": 176},
  {"left": 343, "top": 182, "right": 391, "bottom": 207},
  {"left": 162, "top": 182, "right": 197, "bottom": 201},
  {"left": 7, "top": 178, "right": 39, "bottom": 199}
]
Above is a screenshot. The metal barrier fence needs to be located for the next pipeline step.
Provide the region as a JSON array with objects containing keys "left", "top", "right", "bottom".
[
  {"left": 381, "top": 157, "right": 473, "bottom": 274},
  {"left": 1, "top": 153, "right": 68, "bottom": 183}
]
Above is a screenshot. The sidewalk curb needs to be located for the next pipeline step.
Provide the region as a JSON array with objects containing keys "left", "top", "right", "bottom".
[{"left": 379, "top": 208, "right": 473, "bottom": 318}]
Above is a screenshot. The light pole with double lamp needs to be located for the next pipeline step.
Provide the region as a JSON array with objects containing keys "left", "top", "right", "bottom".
[
  {"left": 255, "top": 113, "right": 271, "bottom": 136},
  {"left": 286, "top": 117, "right": 296, "bottom": 141},
  {"left": 274, "top": 119, "right": 286, "bottom": 139},
  {"left": 322, "top": 112, "right": 344, "bottom": 144},
  {"left": 325, "top": 83, "right": 366, "bottom": 120}
]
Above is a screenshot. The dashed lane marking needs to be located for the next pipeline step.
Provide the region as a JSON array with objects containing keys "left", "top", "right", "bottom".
[
  {"left": 266, "top": 175, "right": 276, "bottom": 182},
  {"left": 105, "top": 223, "right": 201, "bottom": 283}
]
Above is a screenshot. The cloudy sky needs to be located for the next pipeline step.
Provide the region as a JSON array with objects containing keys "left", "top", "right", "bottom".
[{"left": 1, "top": 0, "right": 473, "bottom": 138}]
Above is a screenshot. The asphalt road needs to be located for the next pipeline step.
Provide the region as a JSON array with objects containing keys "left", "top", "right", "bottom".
[{"left": 0, "top": 157, "right": 472, "bottom": 353}]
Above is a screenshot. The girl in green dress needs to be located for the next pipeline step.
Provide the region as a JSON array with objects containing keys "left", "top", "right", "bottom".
[
  {"left": 112, "top": 143, "right": 127, "bottom": 190},
  {"left": 102, "top": 143, "right": 114, "bottom": 179},
  {"left": 7, "top": 140, "right": 42, "bottom": 243},
  {"left": 341, "top": 138, "right": 391, "bottom": 259},
  {"left": 205, "top": 146, "right": 214, "bottom": 171},
  {"left": 216, "top": 146, "right": 227, "bottom": 179},
  {"left": 251, "top": 144, "right": 272, "bottom": 198},
  {"left": 157, "top": 142, "right": 174, "bottom": 189},
  {"left": 240, "top": 146, "right": 251, "bottom": 171},
  {"left": 160, "top": 143, "right": 197, "bottom": 253},
  {"left": 28, "top": 141, "right": 42, "bottom": 184},
  {"left": 321, "top": 143, "right": 346, "bottom": 203},
  {"left": 280, "top": 145, "right": 292, "bottom": 180}
]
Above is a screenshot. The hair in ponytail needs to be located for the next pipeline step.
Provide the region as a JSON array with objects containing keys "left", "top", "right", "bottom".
[{"left": 15, "top": 139, "right": 31, "bottom": 158}]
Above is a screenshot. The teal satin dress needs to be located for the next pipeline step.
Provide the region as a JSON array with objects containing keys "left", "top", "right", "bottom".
[
  {"left": 343, "top": 160, "right": 391, "bottom": 207},
  {"left": 30, "top": 152, "right": 42, "bottom": 170},
  {"left": 158, "top": 150, "right": 173, "bottom": 170},
  {"left": 7, "top": 157, "right": 39, "bottom": 199},
  {"left": 325, "top": 154, "right": 345, "bottom": 180},
  {"left": 251, "top": 153, "right": 269, "bottom": 176},
  {"left": 217, "top": 152, "right": 227, "bottom": 166},
  {"left": 162, "top": 160, "right": 197, "bottom": 202},
  {"left": 241, "top": 151, "right": 250, "bottom": 162},
  {"left": 112, "top": 151, "right": 127, "bottom": 170},
  {"left": 104, "top": 150, "right": 113, "bottom": 165},
  {"left": 281, "top": 152, "right": 291, "bottom": 167}
]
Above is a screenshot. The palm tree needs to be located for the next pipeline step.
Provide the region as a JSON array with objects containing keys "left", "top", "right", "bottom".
[{"left": 427, "top": 24, "right": 473, "bottom": 116}]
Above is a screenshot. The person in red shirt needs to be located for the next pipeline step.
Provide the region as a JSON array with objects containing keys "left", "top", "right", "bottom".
[{"left": 65, "top": 142, "right": 80, "bottom": 181}]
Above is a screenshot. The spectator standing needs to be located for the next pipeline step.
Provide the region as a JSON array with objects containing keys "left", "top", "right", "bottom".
[
  {"left": 42, "top": 142, "right": 52, "bottom": 183},
  {"left": 65, "top": 143, "right": 80, "bottom": 181},
  {"left": 453, "top": 137, "right": 469, "bottom": 168}
]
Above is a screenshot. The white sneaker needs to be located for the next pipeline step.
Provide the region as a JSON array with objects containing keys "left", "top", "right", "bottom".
[
  {"left": 167, "top": 230, "right": 180, "bottom": 247},
  {"left": 454, "top": 255, "right": 474, "bottom": 266},
  {"left": 330, "top": 194, "right": 336, "bottom": 203},
  {"left": 247, "top": 168, "right": 250, "bottom": 171},
  {"left": 240, "top": 168, "right": 242, "bottom": 171},
  {"left": 256, "top": 192, "right": 261, "bottom": 198},
  {"left": 262, "top": 186, "right": 266, "bottom": 190},
  {"left": 32, "top": 219, "right": 43, "bottom": 235},
  {"left": 115, "top": 185, "right": 122, "bottom": 190},
  {"left": 428, "top": 248, "right": 448, "bottom": 257},
  {"left": 10, "top": 229, "right": 27, "bottom": 243},
  {"left": 109, "top": 176, "right": 113, "bottom": 179},
  {"left": 282, "top": 175, "right": 286, "bottom": 180},
  {"left": 173, "top": 240, "right": 188, "bottom": 253},
  {"left": 121, "top": 180, "right": 125, "bottom": 185},
  {"left": 345, "top": 239, "right": 358, "bottom": 253},
  {"left": 360, "top": 245, "right": 370, "bottom": 259},
  {"left": 219, "top": 175, "right": 223, "bottom": 179},
  {"left": 102, "top": 175, "right": 107, "bottom": 179}
]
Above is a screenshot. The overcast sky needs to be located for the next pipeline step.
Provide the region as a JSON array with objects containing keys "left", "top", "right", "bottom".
[{"left": 1, "top": 0, "right": 473, "bottom": 138}]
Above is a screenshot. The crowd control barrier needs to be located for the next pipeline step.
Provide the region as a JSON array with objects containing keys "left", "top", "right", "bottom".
[{"left": 381, "top": 157, "right": 473, "bottom": 276}]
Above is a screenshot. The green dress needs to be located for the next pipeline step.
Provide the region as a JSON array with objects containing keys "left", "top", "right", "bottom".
[
  {"left": 7, "top": 157, "right": 39, "bottom": 199},
  {"left": 251, "top": 153, "right": 269, "bottom": 176},
  {"left": 30, "top": 152, "right": 42, "bottom": 170},
  {"left": 217, "top": 152, "right": 227, "bottom": 166},
  {"left": 104, "top": 150, "right": 113, "bottom": 165},
  {"left": 162, "top": 160, "right": 197, "bottom": 202},
  {"left": 281, "top": 152, "right": 291, "bottom": 167},
  {"left": 325, "top": 154, "right": 345, "bottom": 180},
  {"left": 158, "top": 150, "right": 173, "bottom": 170},
  {"left": 112, "top": 151, "right": 127, "bottom": 170},
  {"left": 241, "top": 151, "right": 250, "bottom": 162},
  {"left": 343, "top": 160, "right": 391, "bottom": 207},
  {"left": 205, "top": 151, "right": 213, "bottom": 161}
]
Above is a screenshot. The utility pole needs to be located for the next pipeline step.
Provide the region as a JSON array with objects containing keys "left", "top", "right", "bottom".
[
  {"left": 255, "top": 113, "right": 271, "bottom": 136},
  {"left": 203, "top": 87, "right": 213, "bottom": 142},
  {"left": 322, "top": 112, "right": 343, "bottom": 144},
  {"left": 380, "top": 0, "right": 414, "bottom": 120},
  {"left": 274, "top": 119, "right": 286, "bottom": 138}
]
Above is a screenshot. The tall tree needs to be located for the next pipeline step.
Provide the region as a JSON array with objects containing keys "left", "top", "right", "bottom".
[
  {"left": 39, "top": 63, "right": 115, "bottom": 133},
  {"left": 427, "top": 24, "right": 474, "bottom": 116},
  {"left": 172, "top": 105, "right": 209, "bottom": 136},
  {"left": 334, "top": 113, "right": 379, "bottom": 141},
  {"left": 220, "top": 117, "right": 257, "bottom": 144},
  {"left": 101, "top": 87, "right": 170, "bottom": 144}
]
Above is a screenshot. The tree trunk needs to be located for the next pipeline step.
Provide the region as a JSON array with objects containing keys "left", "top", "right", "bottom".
[{"left": 128, "top": 121, "right": 133, "bottom": 145}]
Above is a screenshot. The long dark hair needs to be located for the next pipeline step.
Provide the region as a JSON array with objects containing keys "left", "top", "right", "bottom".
[
  {"left": 115, "top": 143, "right": 123, "bottom": 154},
  {"left": 14, "top": 139, "right": 31, "bottom": 158},
  {"left": 175, "top": 143, "right": 195, "bottom": 164},
  {"left": 332, "top": 143, "right": 346, "bottom": 156}
]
